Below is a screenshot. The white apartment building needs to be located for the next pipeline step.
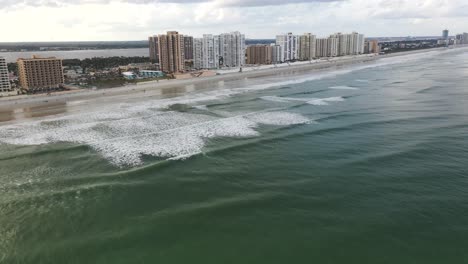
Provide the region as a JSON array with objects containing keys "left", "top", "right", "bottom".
[
  {"left": 316, "top": 38, "right": 328, "bottom": 58},
  {"left": 193, "top": 35, "right": 220, "bottom": 70},
  {"left": 330, "top": 32, "right": 365, "bottom": 56},
  {"left": 316, "top": 38, "right": 339, "bottom": 58},
  {"left": 193, "top": 32, "right": 245, "bottom": 69},
  {"left": 349, "top": 32, "right": 365, "bottom": 55},
  {"left": 357, "top": 33, "right": 365, "bottom": 54},
  {"left": 276, "top": 33, "right": 299, "bottom": 62},
  {"left": 271, "top": 44, "right": 283, "bottom": 64},
  {"left": 331, "top": 33, "right": 350, "bottom": 56},
  {"left": 0, "top": 57, "right": 12, "bottom": 95},
  {"left": 218, "top": 31, "right": 245, "bottom": 68},
  {"left": 328, "top": 37, "right": 339, "bottom": 57}
]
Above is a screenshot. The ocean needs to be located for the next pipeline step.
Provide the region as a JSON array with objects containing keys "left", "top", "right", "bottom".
[{"left": 1, "top": 48, "right": 468, "bottom": 263}]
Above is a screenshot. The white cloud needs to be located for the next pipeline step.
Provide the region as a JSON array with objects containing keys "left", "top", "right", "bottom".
[{"left": 0, "top": 0, "right": 467, "bottom": 41}]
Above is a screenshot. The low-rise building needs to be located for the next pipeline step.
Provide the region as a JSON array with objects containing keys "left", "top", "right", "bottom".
[{"left": 122, "top": 70, "right": 165, "bottom": 80}]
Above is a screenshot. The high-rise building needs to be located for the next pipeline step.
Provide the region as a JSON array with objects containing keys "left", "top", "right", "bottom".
[
  {"left": 193, "top": 38, "right": 203, "bottom": 69},
  {"left": 327, "top": 37, "right": 339, "bottom": 57},
  {"left": 357, "top": 33, "right": 365, "bottom": 54},
  {"left": 271, "top": 45, "right": 283, "bottom": 64},
  {"left": 349, "top": 32, "right": 359, "bottom": 55},
  {"left": 276, "top": 33, "right": 299, "bottom": 62},
  {"left": 455, "top": 33, "right": 468, "bottom": 45},
  {"left": 246, "top": 45, "right": 272, "bottom": 65},
  {"left": 340, "top": 33, "right": 350, "bottom": 56},
  {"left": 158, "top": 31, "right": 185, "bottom": 73},
  {"left": 0, "top": 57, "right": 12, "bottom": 94},
  {"left": 331, "top": 32, "right": 365, "bottom": 55},
  {"left": 184, "top": 36, "right": 194, "bottom": 61},
  {"left": 316, "top": 38, "right": 328, "bottom": 58},
  {"left": 17, "top": 56, "right": 64, "bottom": 91},
  {"left": 193, "top": 32, "right": 245, "bottom": 70},
  {"left": 193, "top": 35, "right": 220, "bottom": 70},
  {"left": 365, "top": 40, "right": 380, "bottom": 54},
  {"left": 443, "top": 29, "right": 449, "bottom": 40},
  {"left": 218, "top": 31, "right": 245, "bottom": 68},
  {"left": 299, "top": 33, "right": 316, "bottom": 60},
  {"left": 330, "top": 33, "right": 347, "bottom": 56},
  {"left": 148, "top": 36, "right": 159, "bottom": 63},
  {"left": 315, "top": 38, "right": 338, "bottom": 58}
]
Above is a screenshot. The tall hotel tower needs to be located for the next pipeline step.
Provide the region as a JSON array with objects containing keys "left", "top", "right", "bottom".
[{"left": 158, "top": 31, "right": 185, "bottom": 73}]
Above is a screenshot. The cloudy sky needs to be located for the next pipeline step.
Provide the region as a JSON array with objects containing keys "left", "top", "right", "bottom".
[{"left": 1, "top": 0, "right": 468, "bottom": 41}]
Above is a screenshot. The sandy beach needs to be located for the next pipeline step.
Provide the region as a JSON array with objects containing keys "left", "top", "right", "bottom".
[{"left": 0, "top": 46, "right": 459, "bottom": 112}]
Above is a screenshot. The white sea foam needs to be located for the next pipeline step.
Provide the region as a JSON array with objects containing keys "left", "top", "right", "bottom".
[
  {"left": 0, "top": 106, "right": 311, "bottom": 167},
  {"left": 329, "top": 86, "right": 359, "bottom": 90},
  {"left": 246, "top": 111, "right": 310, "bottom": 126},
  {"left": 306, "top": 97, "right": 345, "bottom": 106},
  {"left": 260, "top": 95, "right": 345, "bottom": 106},
  {"left": 260, "top": 96, "right": 298, "bottom": 103}
]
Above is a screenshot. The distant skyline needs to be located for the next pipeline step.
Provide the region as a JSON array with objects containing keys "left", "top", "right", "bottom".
[{"left": 2, "top": 0, "right": 468, "bottom": 42}]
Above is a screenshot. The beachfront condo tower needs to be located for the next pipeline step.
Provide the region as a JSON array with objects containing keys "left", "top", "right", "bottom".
[
  {"left": 271, "top": 44, "right": 283, "bottom": 64},
  {"left": 184, "top": 36, "right": 194, "bottom": 61},
  {"left": 365, "top": 40, "right": 380, "bottom": 54},
  {"left": 218, "top": 31, "right": 245, "bottom": 68},
  {"left": 158, "top": 31, "right": 185, "bottom": 73},
  {"left": 276, "top": 33, "right": 299, "bottom": 62},
  {"left": 148, "top": 36, "right": 159, "bottom": 63},
  {"left": 0, "top": 57, "right": 12, "bottom": 95},
  {"left": 330, "top": 32, "right": 365, "bottom": 56},
  {"left": 192, "top": 31, "right": 246, "bottom": 70},
  {"left": 246, "top": 45, "right": 273, "bottom": 65},
  {"left": 193, "top": 34, "right": 220, "bottom": 70},
  {"left": 299, "top": 33, "right": 317, "bottom": 60},
  {"left": 17, "top": 56, "right": 64, "bottom": 91}
]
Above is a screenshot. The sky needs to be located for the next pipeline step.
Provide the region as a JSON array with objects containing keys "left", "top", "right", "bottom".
[{"left": 1, "top": 0, "right": 468, "bottom": 41}]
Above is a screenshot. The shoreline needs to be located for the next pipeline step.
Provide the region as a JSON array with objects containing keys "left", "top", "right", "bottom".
[{"left": 0, "top": 46, "right": 462, "bottom": 111}]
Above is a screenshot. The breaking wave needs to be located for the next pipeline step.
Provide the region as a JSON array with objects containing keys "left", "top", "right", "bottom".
[
  {"left": 0, "top": 106, "right": 310, "bottom": 167},
  {"left": 261, "top": 96, "right": 345, "bottom": 106}
]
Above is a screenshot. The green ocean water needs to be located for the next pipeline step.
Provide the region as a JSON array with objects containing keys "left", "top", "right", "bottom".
[{"left": 1, "top": 48, "right": 468, "bottom": 263}]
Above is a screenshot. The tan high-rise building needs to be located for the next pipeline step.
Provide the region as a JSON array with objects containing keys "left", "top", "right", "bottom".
[
  {"left": 158, "top": 31, "right": 185, "bottom": 73},
  {"left": 148, "top": 36, "right": 159, "bottom": 63},
  {"left": 368, "top": 40, "right": 380, "bottom": 53},
  {"left": 299, "top": 33, "right": 316, "bottom": 60},
  {"left": 17, "top": 56, "right": 64, "bottom": 90},
  {"left": 246, "top": 45, "right": 272, "bottom": 65}
]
